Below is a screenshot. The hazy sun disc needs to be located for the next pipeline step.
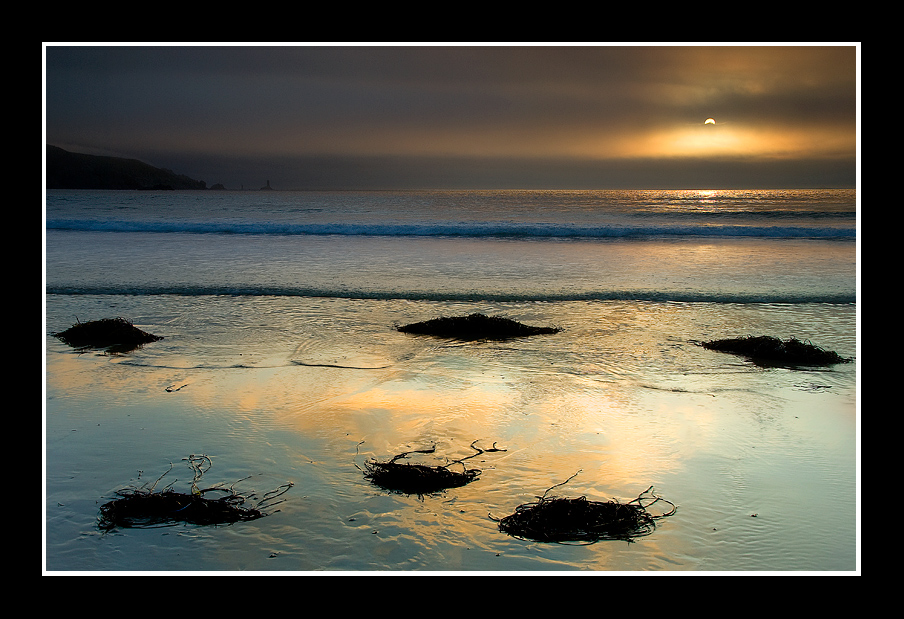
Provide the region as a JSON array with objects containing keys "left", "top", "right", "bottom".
[{"left": 704, "top": 118, "right": 716, "bottom": 125}]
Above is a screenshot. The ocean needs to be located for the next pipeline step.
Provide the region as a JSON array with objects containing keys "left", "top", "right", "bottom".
[{"left": 44, "top": 188, "right": 858, "bottom": 572}]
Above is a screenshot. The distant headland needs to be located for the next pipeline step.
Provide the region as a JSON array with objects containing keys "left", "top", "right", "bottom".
[{"left": 45, "top": 145, "right": 259, "bottom": 191}]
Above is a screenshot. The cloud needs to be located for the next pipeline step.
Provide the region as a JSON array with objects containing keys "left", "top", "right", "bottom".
[{"left": 44, "top": 44, "right": 858, "bottom": 189}]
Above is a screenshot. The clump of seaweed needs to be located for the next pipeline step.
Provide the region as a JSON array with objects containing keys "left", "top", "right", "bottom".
[
  {"left": 491, "top": 472, "right": 676, "bottom": 544},
  {"left": 359, "top": 440, "right": 506, "bottom": 496},
  {"left": 53, "top": 316, "right": 163, "bottom": 352},
  {"left": 701, "top": 335, "right": 851, "bottom": 366},
  {"left": 97, "top": 455, "right": 293, "bottom": 531},
  {"left": 396, "top": 313, "right": 560, "bottom": 341}
]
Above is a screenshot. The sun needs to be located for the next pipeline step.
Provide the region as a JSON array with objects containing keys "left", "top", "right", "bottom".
[{"left": 704, "top": 118, "right": 716, "bottom": 125}]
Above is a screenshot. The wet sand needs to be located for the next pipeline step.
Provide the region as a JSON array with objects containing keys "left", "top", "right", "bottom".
[{"left": 45, "top": 294, "right": 858, "bottom": 572}]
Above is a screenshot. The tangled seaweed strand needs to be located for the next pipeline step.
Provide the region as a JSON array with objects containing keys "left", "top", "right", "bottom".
[
  {"left": 397, "top": 313, "right": 560, "bottom": 341},
  {"left": 97, "top": 455, "right": 293, "bottom": 531},
  {"left": 361, "top": 440, "right": 505, "bottom": 496},
  {"left": 701, "top": 335, "right": 851, "bottom": 366},
  {"left": 53, "top": 316, "right": 163, "bottom": 352},
  {"left": 493, "top": 472, "right": 676, "bottom": 544}
]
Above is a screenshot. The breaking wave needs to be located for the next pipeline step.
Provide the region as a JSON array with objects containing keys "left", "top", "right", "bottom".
[
  {"left": 44, "top": 283, "right": 856, "bottom": 304},
  {"left": 45, "top": 218, "right": 855, "bottom": 240}
]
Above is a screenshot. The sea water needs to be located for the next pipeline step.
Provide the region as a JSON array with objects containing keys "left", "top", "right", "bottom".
[{"left": 44, "top": 188, "right": 858, "bottom": 572}]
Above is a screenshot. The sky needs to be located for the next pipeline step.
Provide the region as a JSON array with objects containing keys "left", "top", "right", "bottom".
[{"left": 43, "top": 44, "right": 859, "bottom": 190}]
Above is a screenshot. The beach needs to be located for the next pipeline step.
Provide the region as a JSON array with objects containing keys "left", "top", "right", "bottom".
[{"left": 44, "top": 189, "right": 858, "bottom": 572}]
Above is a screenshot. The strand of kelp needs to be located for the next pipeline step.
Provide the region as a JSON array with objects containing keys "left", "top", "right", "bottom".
[
  {"left": 97, "top": 455, "right": 293, "bottom": 531},
  {"left": 357, "top": 439, "right": 508, "bottom": 497},
  {"left": 491, "top": 472, "right": 678, "bottom": 543},
  {"left": 699, "top": 335, "right": 853, "bottom": 366}
]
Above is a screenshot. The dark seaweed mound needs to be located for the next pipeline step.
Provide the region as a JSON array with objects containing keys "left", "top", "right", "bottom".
[
  {"left": 53, "top": 317, "right": 163, "bottom": 351},
  {"left": 701, "top": 335, "right": 851, "bottom": 366},
  {"left": 98, "top": 487, "right": 267, "bottom": 530},
  {"left": 495, "top": 485, "right": 676, "bottom": 543},
  {"left": 397, "top": 313, "right": 560, "bottom": 341},
  {"left": 361, "top": 440, "right": 505, "bottom": 496},
  {"left": 97, "top": 455, "right": 292, "bottom": 531},
  {"left": 364, "top": 460, "right": 480, "bottom": 495}
]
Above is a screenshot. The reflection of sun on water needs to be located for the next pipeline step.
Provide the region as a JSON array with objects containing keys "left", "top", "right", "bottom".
[{"left": 693, "top": 189, "right": 718, "bottom": 201}]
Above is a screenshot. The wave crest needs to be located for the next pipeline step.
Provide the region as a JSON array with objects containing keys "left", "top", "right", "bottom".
[
  {"left": 46, "top": 218, "right": 855, "bottom": 240},
  {"left": 45, "top": 284, "right": 856, "bottom": 305}
]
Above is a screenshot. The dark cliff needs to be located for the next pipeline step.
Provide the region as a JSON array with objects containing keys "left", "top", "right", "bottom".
[{"left": 46, "top": 145, "right": 208, "bottom": 190}]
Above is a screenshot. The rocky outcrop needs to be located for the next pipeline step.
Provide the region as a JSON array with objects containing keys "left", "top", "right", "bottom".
[{"left": 46, "top": 145, "right": 208, "bottom": 190}]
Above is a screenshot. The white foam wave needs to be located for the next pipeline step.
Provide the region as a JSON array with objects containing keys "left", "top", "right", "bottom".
[
  {"left": 45, "top": 218, "right": 855, "bottom": 240},
  {"left": 44, "top": 284, "right": 856, "bottom": 305}
]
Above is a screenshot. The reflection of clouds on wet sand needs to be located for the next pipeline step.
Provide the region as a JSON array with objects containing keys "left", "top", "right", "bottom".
[{"left": 45, "top": 292, "right": 857, "bottom": 571}]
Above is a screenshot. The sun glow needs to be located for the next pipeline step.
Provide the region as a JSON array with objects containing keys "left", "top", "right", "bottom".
[
  {"left": 704, "top": 118, "right": 716, "bottom": 125},
  {"left": 608, "top": 120, "right": 854, "bottom": 161}
]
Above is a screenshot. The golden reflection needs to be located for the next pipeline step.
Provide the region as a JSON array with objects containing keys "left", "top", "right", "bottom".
[
  {"left": 692, "top": 189, "right": 718, "bottom": 201},
  {"left": 47, "top": 327, "right": 756, "bottom": 524}
]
